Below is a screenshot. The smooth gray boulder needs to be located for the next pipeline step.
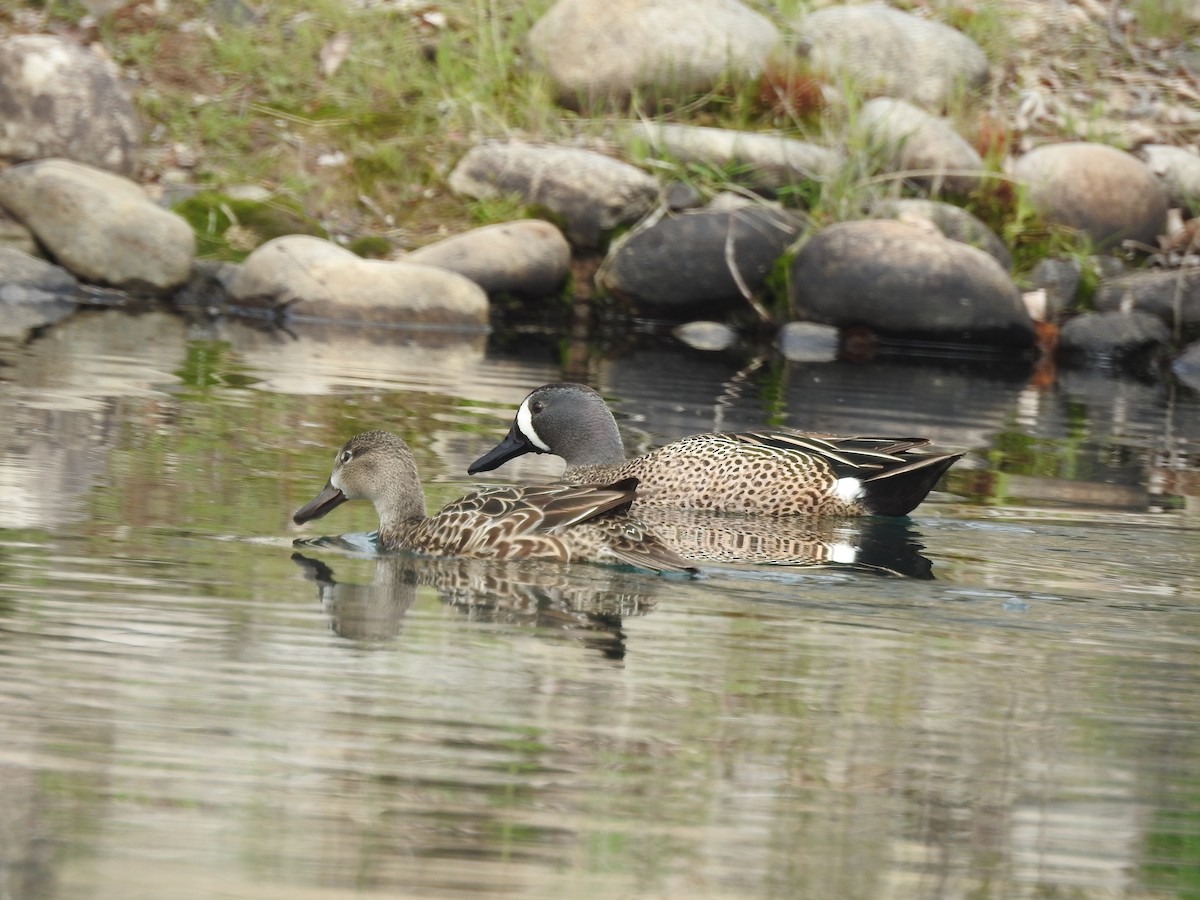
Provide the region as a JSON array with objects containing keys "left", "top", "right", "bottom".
[
  {"left": 448, "top": 142, "right": 659, "bottom": 248},
  {"left": 792, "top": 3, "right": 989, "bottom": 109},
  {"left": 1011, "top": 142, "right": 1168, "bottom": 251},
  {"left": 789, "top": 219, "right": 1034, "bottom": 348},
  {"left": 1140, "top": 144, "right": 1200, "bottom": 215},
  {"left": 631, "top": 122, "right": 841, "bottom": 194},
  {"left": 599, "top": 204, "right": 804, "bottom": 312},
  {"left": 860, "top": 98, "right": 986, "bottom": 196},
  {"left": 230, "top": 235, "right": 489, "bottom": 327},
  {"left": 528, "top": 0, "right": 779, "bottom": 105},
  {"left": 871, "top": 198, "right": 1010, "bottom": 269},
  {"left": 0, "top": 34, "right": 140, "bottom": 175},
  {"left": 406, "top": 219, "right": 571, "bottom": 297},
  {"left": 0, "top": 159, "right": 194, "bottom": 292}
]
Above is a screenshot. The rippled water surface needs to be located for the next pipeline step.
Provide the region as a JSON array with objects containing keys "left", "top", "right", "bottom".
[{"left": 2, "top": 309, "right": 1199, "bottom": 899}]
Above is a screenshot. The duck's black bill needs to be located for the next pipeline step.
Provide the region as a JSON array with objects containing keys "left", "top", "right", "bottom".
[
  {"left": 293, "top": 483, "right": 347, "bottom": 523},
  {"left": 467, "top": 423, "right": 540, "bottom": 474}
]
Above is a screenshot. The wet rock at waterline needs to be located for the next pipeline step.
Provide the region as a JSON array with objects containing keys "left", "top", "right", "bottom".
[
  {"left": 673, "top": 321, "right": 737, "bottom": 352},
  {"left": 527, "top": 0, "right": 779, "bottom": 106},
  {"left": 0, "top": 159, "right": 194, "bottom": 292},
  {"left": 598, "top": 204, "right": 804, "bottom": 312},
  {"left": 1093, "top": 267, "right": 1200, "bottom": 337},
  {"left": 448, "top": 141, "right": 659, "bottom": 248},
  {"left": 858, "top": 98, "right": 986, "bottom": 197},
  {"left": 0, "top": 247, "right": 81, "bottom": 338},
  {"left": 406, "top": 219, "right": 571, "bottom": 298},
  {"left": 0, "top": 34, "right": 141, "bottom": 176},
  {"left": 1057, "top": 310, "right": 1171, "bottom": 368},
  {"left": 229, "top": 235, "right": 489, "bottom": 327},
  {"left": 792, "top": 3, "right": 989, "bottom": 110},
  {"left": 871, "top": 198, "right": 1011, "bottom": 270},
  {"left": 1173, "top": 340, "right": 1200, "bottom": 390},
  {"left": 1010, "top": 143, "right": 1168, "bottom": 251},
  {"left": 790, "top": 220, "right": 1035, "bottom": 349},
  {"left": 630, "top": 123, "right": 842, "bottom": 194},
  {"left": 1028, "top": 258, "right": 1084, "bottom": 322}
]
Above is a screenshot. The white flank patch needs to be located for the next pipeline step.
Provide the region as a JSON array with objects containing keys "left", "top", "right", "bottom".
[
  {"left": 833, "top": 477, "right": 863, "bottom": 503},
  {"left": 516, "top": 399, "right": 551, "bottom": 451},
  {"left": 828, "top": 542, "right": 858, "bottom": 565}
]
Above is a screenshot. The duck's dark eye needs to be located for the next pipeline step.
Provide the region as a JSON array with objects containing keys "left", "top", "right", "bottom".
[
  {"left": 340, "top": 449, "right": 353, "bottom": 463},
  {"left": 531, "top": 401, "right": 544, "bottom": 414}
]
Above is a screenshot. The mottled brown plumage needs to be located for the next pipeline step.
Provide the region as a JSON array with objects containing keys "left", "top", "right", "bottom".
[
  {"left": 468, "top": 383, "right": 963, "bottom": 516},
  {"left": 293, "top": 431, "right": 696, "bottom": 574}
]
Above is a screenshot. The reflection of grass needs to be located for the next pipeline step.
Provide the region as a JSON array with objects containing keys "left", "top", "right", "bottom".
[{"left": 1141, "top": 806, "right": 1200, "bottom": 896}]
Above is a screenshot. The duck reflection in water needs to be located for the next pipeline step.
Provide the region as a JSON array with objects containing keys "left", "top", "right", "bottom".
[{"left": 290, "top": 551, "right": 659, "bottom": 658}]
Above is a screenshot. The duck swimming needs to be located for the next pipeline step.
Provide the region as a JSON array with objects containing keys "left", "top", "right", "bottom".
[
  {"left": 293, "top": 430, "right": 696, "bottom": 574},
  {"left": 468, "top": 383, "right": 963, "bottom": 517}
]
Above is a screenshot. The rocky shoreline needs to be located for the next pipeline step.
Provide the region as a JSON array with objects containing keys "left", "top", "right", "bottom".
[{"left": 1, "top": 1, "right": 1199, "bottom": 386}]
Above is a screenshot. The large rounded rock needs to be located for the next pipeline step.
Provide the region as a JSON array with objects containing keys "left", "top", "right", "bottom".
[
  {"left": 598, "top": 204, "right": 804, "bottom": 312},
  {"left": 859, "top": 98, "right": 985, "bottom": 196},
  {"left": 528, "top": 0, "right": 779, "bottom": 105},
  {"left": 1093, "top": 268, "right": 1200, "bottom": 337},
  {"left": 630, "top": 123, "right": 842, "bottom": 194},
  {"left": 0, "top": 35, "right": 140, "bottom": 175},
  {"left": 0, "top": 159, "right": 194, "bottom": 292},
  {"left": 792, "top": 3, "right": 989, "bottom": 109},
  {"left": 1011, "top": 143, "right": 1168, "bottom": 251},
  {"left": 448, "top": 141, "right": 659, "bottom": 248},
  {"left": 230, "top": 235, "right": 489, "bottom": 327},
  {"left": 871, "top": 198, "right": 1010, "bottom": 269},
  {"left": 790, "top": 219, "right": 1034, "bottom": 348},
  {"left": 406, "top": 219, "right": 571, "bottom": 298}
]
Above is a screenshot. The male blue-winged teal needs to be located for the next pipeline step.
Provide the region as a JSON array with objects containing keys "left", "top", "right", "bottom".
[
  {"left": 293, "top": 430, "right": 696, "bottom": 574},
  {"left": 468, "top": 383, "right": 963, "bottom": 517}
]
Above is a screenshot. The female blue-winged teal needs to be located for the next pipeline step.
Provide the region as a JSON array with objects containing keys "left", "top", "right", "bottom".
[
  {"left": 468, "top": 383, "right": 963, "bottom": 517},
  {"left": 293, "top": 430, "right": 696, "bottom": 574}
]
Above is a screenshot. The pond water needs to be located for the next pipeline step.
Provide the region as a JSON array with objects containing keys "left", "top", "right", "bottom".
[{"left": 1, "top": 307, "right": 1198, "bottom": 899}]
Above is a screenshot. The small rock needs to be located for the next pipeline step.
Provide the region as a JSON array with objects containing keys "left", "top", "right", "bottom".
[
  {"left": 0, "top": 159, "right": 194, "bottom": 292},
  {"left": 598, "top": 204, "right": 804, "bottom": 312},
  {"left": 1010, "top": 142, "right": 1168, "bottom": 251},
  {"left": 0, "top": 247, "right": 80, "bottom": 338},
  {"left": 1028, "top": 258, "right": 1083, "bottom": 320},
  {"left": 673, "top": 320, "right": 737, "bottom": 351},
  {"left": 448, "top": 141, "right": 659, "bottom": 248},
  {"left": 872, "top": 198, "right": 1010, "bottom": 269},
  {"left": 1173, "top": 340, "right": 1200, "bottom": 390},
  {"left": 1093, "top": 268, "right": 1200, "bottom": 336},
  {"left": 631, "top": 122, "right": 842, "bottom": 194},
  {"left": 1057, "top": 310, "right": 1170, "bottom": 369},
  {"left": 789, "top": 219, "right": 1034, "bottom": 349},
  {"left": 528, "top": 0, "right": 779, "bottom": 105},
  {"left": 859, "top": 98, "right": 986, "bottom": 196},
  {"left": 406, "top": 219, "right": 571, "bottom": 298},
  {"left": 792, "top": 3, "right": 989, "bottom": 109},
  {"left": 0, "top": 34, "right": 140, "bottom": 175},
  {"left": 230, "top": 234, "right": 489, "bottom": 327},
  {"left": 777, "top": 321, "right": 839, "bottom": 362}
]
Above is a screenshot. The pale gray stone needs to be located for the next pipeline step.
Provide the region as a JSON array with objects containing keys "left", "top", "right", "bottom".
[
  {"left": 630, "top": 123, "right": 842, "bottom": 194},
  {"left": 859, "top": 98, "right": 986, "bottom": 196},
  {"left": 1140, "top": 144, "right": 1200, "bottom": 214},
  {"left": 448, "top": 141, "right": 659, "bottom": 248},
  {"left": 0, "top": 159, "right": 194, "bottom": 292},
  {"left": 792, "top": 3, "right": 989, "bottom": 109},
  {"left": 230, "top": 235, "right": 489, "bottom": 327},
  {"left": 777, "top": 321, "right": 839, "bottom": 362},
  {"left": 673, "top": 321, "right": 737, "bottom": 351},
  {"left": 528, "top": 0, "right": 779, "bottom": 105},
  {"left": 871, "top": 198, "right": 1010, "bottom": 269},
  {"left": 1011, "top": 142, "right": 1168, "bottom": 251},
  {"left": 407, "top": 219, "right": 571, "bottom": 297},
  {"left": 1173, "top": 340, "right": 1200, "bottom": 390},
  {"left": 0, "top": 34, "right": 140, "bottom": 175},
  {"left": 790, "top": 219, "right": 1034, "bottom": 348}
]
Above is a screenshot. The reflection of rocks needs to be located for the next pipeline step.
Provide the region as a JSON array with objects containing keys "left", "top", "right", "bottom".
[
  {"left": 0, "top": 310, "right": 187, "bottom": 527},
  {"left": 292, "top": 551, "right": 663, "bottom": 658}
]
